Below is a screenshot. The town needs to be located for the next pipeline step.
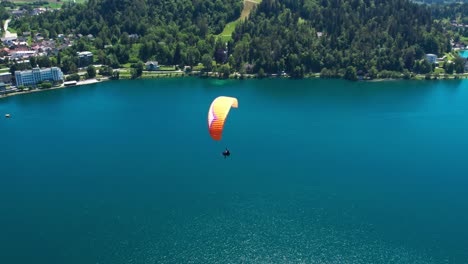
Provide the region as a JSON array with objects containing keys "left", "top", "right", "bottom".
[{"left": 0, "top": 3, "right": 189, "bottom": 97}]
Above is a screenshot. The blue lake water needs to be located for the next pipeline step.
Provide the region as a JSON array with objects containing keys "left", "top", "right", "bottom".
[{"left": 1, "top": 77, "right": 468, "bottom": 263}]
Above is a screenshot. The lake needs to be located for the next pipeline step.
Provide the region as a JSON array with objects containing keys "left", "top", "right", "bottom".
[{"left": 1, "top": 77, "right": 468, "bottom": 264}]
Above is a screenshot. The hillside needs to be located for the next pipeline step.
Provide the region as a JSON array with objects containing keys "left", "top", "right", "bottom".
[
  {"left": 7, "top": 0, "right": 458, "bottom": 79},
  {"left": 217, "top": 0, "right": 261, "bottom": 41},
  {"left": 231, "top": 0, "right": 452, "bottom": 77}
]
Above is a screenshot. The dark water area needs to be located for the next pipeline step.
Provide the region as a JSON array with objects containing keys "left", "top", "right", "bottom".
[{"left": 1, "top": 78, "right": 467, "bottom": 263}]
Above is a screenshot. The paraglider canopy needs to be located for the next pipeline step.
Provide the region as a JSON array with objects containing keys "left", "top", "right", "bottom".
[{"left": 207, "top": 96, "right": 238, "bottom": 141}]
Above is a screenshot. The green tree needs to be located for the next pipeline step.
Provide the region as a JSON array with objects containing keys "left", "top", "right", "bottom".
[
  {"left": 86, "top": 65, "right": 96, "bottom": 78},
  {"left": 445, "top": 61, "right": 454, "bottom": 74},
  {"left": 201, "top": 54, "right": 213, "bottom": 71},
  {"left": 99, "top": 66, "right": 113, "bottom": 76},
  {"left": 40, "top": 82, "right": 53, "bottom": 89},
  {"left": 66, "top": 73, "right": 80, "bottom": 82},
  {"left": 130, "top": 68, "right": 138, "bottom": 79},
  {"left": 9, "top": 0, "right": 452, "bottom": 80},
  {"left": 120, "top": 32, "right": 130, "bottom": 45},
  {"left": 368, "top": 67, "right": 378, "bottom": 79},
  {"left": 258, "top": 68, "right": 266, "bottom": 78},
  {"left": 135, "top": 61, "right": 144, "bottom": 77},
  {"left": 453, "top": 57, "right": 466, "bottom": 74},
  {"left": 186, "top": 47, "right": 201, "bottom": 67},
  {"left": 417, "top": 59, "right": 433, "bottom": 74},
  {"left": 219, "top": 64, "right": 231, "bottom": 79},
  {"left": 111, "top": 70, "right": 120, "bottom": 80},
  {"left": 291, "top": 65, "right": 305, "bottom": 79},
  {"left": 344, "top": 66, "right": 358, "bottom": 81}
]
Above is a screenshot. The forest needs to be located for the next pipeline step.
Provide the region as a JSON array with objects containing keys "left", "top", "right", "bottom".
[{"left": 5, "top": 0, "right": 468, "bottom": 80}]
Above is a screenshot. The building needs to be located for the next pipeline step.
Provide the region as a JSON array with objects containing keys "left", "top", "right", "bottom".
[
  {"left": 425, "top": 54, "right": 437, "bottom": 64},
  {"left": 0, "top": 82, "right": 6, "bottom": 93},
  {"left": 15, "top": 66, "right": 63, "bottom": 87},
  {"left": 0, "top": 72, "right": 12, "bottom": 83},
  {"left": 10, "top": 9, "right": 26, "bottom": 18},
  {"left": 145, "top": 61, "right": 159, "bottom": 71},
  {"left": 63, "top": 80, "right": 77, "bottom": 86},
  {"left": 77, "top": 51, "right": 94, "bottom": 67},
  {"left": 11, "top": 51, "right": 36, "bottom": 60},
  {"left": 1, "top": 36, "right": 17, "bottom": 46}
]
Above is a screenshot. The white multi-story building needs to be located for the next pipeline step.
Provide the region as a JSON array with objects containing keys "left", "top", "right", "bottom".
[{"left": 15, "top": 66, "right": 63, "bottom": 87}]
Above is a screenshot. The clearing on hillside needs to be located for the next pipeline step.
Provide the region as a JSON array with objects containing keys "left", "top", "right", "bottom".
[
  {"left": 217, "top": 0, "right": 261, "bottom": 41},
  {"left": 240, "top": 0, "right": 260, "bottom": 20}
]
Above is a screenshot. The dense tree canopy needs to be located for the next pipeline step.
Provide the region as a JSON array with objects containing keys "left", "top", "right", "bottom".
[
  {"left": 8, "top": 0, "right": 462, "bottom": 78},
  {"left": 232, "top": 0, "right": 453, "bottom": 77}
]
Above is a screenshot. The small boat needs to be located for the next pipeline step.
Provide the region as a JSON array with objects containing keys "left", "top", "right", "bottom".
[{"left": 5, "top": 114, "right": 10, "bottom": 118}]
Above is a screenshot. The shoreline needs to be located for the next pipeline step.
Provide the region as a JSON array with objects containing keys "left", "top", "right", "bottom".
[
  {"left": 1, "top": 72, "right": 467, "bottom": 100},
  {"left": 0, "top": 77, "right": 110, "bottom": 99}
]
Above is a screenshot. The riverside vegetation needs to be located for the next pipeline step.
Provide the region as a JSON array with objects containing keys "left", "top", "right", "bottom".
[{"left": 3, "top": 0, "right": 468, "bottom": 81}]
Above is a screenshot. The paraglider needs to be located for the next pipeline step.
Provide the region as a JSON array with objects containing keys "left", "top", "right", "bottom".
[
  {"left": 222, "top": 147, "right": 230, "bottom": 159},
  {"left": 207, "top": 96, "right": 238, "bottom": 158}
]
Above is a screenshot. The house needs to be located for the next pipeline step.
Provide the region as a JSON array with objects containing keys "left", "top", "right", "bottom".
[
  {"left": 1, "top": 47, "right": 10, "bottom": 55},
  {"left": 31, "top": 44, "right": 41, "bottom": 51},
  {"left": 18, "top": 41, "right": 28, "bottom": 47},
  {"left": 454, "top": 43, "right": 465, "bottom": 49},
  {"left": 129, "top": 34, "right": 139, "bottom": 39},
  {"left": 10, "top": 10, "right": 26, "bottom": 18},
  {"left": 1, "top": 37, "right": 17, "bottom": 46},
  {"left": 145, "top": 61, "right": 159, "bottom": 71},
  {"left": 42, "top": 40, "right": 56, "bottom": 50},
  {"left": 0, "top": 72, "right": 12, "bottom": 84},
  {"left": 17, "top": 60, "right": 30, "bottom": 65},
  {"left": 10, "top": 50, "right": 36, "bottom": 60},
  {"left": 425, "top": 54, "right": 437, "bottom": 64},
  {"left": 77, "top": 51, "right": 94, "bottom": 67},
  {"left": 31, "top": 8, "right": 47, "bottom": 16}
]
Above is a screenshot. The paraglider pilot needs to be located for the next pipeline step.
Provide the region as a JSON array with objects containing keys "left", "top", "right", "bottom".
[{"left": 222, "top": 147, "right": 230, "bottom": 159}]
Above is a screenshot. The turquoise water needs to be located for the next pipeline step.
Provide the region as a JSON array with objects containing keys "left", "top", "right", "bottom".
[
  {"left": 460, "top": 50, "right": 468, "bottom": 59},
  {"left": 1, "top": 78, "right": 468, "bottom": 264}
]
